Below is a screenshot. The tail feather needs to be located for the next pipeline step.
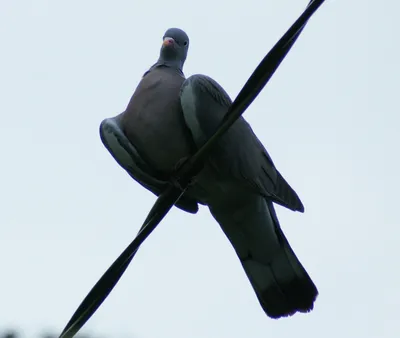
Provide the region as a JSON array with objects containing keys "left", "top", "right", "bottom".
[
  {"left": 209, "top": 196, "right": 318, "bottom": 319},
  {"left": 270, "top": 201, "right": 318, "bottom": 315},
  {"left": 246, "top": 232, "right": 318, "bottom": 318}
]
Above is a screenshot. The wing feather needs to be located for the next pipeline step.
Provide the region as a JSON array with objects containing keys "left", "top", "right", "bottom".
[{"left": 180, "top": 74, "right": 304, "bottom": 212}]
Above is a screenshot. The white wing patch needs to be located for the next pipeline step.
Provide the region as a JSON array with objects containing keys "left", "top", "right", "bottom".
[{"left": 180, "top": 82, "right": 208, "bottom": 147}]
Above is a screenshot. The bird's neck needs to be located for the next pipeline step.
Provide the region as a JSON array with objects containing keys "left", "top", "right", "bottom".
[{"left": 154, "top": 58, "right": 184, "bottom": 74}]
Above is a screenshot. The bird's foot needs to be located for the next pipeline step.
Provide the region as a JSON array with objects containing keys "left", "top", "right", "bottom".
[
  {"left": 169, "top": 156, "right": 197, "bottom": 192},
  {"left": 169, "top": 175, "right": 188, "bottom": 192}
]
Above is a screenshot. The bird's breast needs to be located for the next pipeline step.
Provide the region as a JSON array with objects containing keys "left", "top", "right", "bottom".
[{"left": 121, "top": 70, "right": 195, "bottom": 174}]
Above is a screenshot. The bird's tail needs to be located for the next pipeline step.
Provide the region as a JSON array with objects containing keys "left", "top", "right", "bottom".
[{"left": 209, "top": 196, "right": 318, "bottom": 319}]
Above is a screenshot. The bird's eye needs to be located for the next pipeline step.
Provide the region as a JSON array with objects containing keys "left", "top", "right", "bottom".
[{"left": 183, "top": 41, "right": 188, "bottom": 46}]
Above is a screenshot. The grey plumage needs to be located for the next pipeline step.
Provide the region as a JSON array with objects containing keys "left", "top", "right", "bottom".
[
  {"left": 102, "top": 27, "right": 318, "bottom": 318},
  {"left": 180, "top": 75, "right": 304, "bottom": 212}
]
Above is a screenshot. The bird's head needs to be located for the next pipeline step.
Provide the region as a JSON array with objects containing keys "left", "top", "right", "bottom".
[{"left": 158, "top": 28, "right": 189, "bottom": 70}]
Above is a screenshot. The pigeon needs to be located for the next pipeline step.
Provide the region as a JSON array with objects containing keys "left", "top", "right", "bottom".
[{"left": 103, "top": 27, "right": 318, "bottom": 319}]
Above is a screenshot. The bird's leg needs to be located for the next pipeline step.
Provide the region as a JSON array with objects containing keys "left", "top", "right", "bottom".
[{"left": 169, "top": 156, "right": 199, "bottom": 192}]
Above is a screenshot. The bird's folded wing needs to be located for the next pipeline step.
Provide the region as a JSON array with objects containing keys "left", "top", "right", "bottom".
[
  {"left": 99, "top": 113, "right": 200, "bottom": 214},
  {"left": 180, "top": 74, "right": 304, "bottom": 212}
]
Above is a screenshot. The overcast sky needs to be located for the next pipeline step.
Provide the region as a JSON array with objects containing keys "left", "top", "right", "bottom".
[{"left": 1, "top": 0, "right": 399, "bottom": 337}]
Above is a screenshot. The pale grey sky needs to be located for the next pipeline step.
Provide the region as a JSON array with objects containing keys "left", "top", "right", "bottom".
[{"left": 1, "top": 0, "right": 399, "bottom": 337}]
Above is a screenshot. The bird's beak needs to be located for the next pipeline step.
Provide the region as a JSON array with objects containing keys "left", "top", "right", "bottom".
[{"left": 163, "top": 37, "right": 175, "bottom": 46}]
